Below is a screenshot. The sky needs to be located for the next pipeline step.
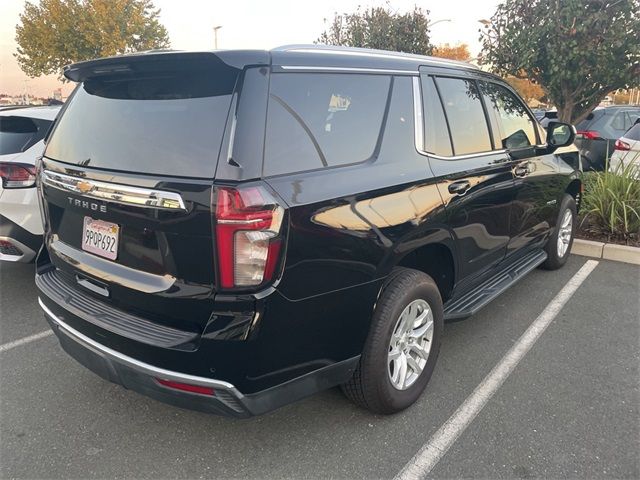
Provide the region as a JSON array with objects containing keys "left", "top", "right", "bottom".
[{"left": 0, "top": 0, "right": 499, "bottom": 97}]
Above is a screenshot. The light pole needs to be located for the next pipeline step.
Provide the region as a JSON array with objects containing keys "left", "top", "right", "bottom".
[
  {"left": 213, "top": 25, "right": 222, "bottom": 49},
  {"left": 427, "top": 18, "right": 451, "bottom": 28}
]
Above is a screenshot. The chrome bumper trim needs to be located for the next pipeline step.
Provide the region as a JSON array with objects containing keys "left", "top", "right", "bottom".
[{"left": 38, "top": 297, "right": 239, "bottom": 392}]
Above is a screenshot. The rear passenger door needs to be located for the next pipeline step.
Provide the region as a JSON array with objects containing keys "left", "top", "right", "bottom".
[
  {"left": 419, "top": 72, "right": 515, "bottom": 287},
  {"left": 479, "top": 80, "right": 561, "bottom": 254}
]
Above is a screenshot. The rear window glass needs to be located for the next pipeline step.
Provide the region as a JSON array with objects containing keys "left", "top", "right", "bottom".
[
  {"left": 575, "top": 110, "right": 603, "bottom": 131},
  {"left": 434, "top": 77, "right": 492, "bottom": 155},
  {"left": 0, "top": 116, "right": 52, "bottom": 155},
  {"left": 263, "top": 73, "right": 391, "bottom": 176},
  {"left": 45, "top": 69, "right": 237, "bottom": 178}
]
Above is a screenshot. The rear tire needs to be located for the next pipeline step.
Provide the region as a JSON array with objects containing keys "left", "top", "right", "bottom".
[
  {"left": 541, "top": 194, "right": 577, "bottom": 270},
  {"left": 341, "top": 268, "right": 443, "bottom": 414}
]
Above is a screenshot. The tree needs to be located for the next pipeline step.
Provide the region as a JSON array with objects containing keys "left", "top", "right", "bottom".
[
  {"left": 432, "top": 43, "right": 472, "bottom": 62},
  {"left": 480, "top": 0, "right": 640, "bottom": 124},
  {"left": 318, "top": 6, "right": 433, "bottom": 55},
  {"left": 506, "top": 76, "right": 545, "bottom": 103},
  {"left": 15, "top": 0, "right": 170, "bottom": 79}
]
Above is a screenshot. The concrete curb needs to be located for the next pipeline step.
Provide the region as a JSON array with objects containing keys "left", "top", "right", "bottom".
[{"left": 572, "top": 239, "right": 640, "bottom": 265}]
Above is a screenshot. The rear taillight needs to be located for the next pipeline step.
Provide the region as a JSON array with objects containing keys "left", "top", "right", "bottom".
[
  {"left": 215, "top": 185, "right": 285, "bottom": 289},
  {"left": 0, "top": 162, "right": 36, "bottom": 188},
  {"left": 614, "top": 139, "right": 631, "bottom": 151},
  {"left": 576, "top": 130, "right": 602, "bottom": 140},
  {"left": 156, "top": 378, "right": 215, "bottom": 396}
]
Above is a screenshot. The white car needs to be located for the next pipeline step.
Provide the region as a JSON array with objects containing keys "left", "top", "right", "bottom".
[
  {"left": 609, "top": 122, "right": 640, "bottom": 178},
  {"left": 0, "top": 105, "right": 61, "bottom": 262}
]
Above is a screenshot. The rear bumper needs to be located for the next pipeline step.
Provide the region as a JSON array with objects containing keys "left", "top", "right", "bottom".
[
  {"left": 39, "top": 297, "right": 359, "bottom": 417},
  {"left": 0, "top": 214, "right": 41, "bottom": 262},
  {"left": 40, "top": 298, "right": 251, "bottom": 417}
]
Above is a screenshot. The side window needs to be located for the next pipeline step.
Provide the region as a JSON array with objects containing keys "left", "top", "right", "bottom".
[
  {"left": 434, "top": 77, "right": 492, "bottom": 155},
  {"left": 264, "top": 73, "right": 391, "bottom": 176},
  {"left": 481, "top": 82, "right": 537, "bottom": 149},
  {"left": 624, "top": 123, "right": 640, "bottom": 141},
  {"left": 421, "top": 76, "right": 453, "bottom": 156},
  {"left": 379, "top": 76, "right": 417, "bottom": 158}
]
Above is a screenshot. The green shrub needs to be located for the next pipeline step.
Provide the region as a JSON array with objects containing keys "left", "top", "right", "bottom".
[{"left": 581, "top": 159, "right": 640, "bottom": 242}]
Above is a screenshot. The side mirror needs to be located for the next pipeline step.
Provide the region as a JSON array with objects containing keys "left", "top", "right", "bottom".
[{"left": 546, "top": 121, "right": 576, "bottom": 149}]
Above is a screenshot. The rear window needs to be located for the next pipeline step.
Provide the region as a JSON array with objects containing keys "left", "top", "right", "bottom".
[
  {"left": 0, "top": 116, "right": 52, "bottom": 155},
  {"left": 263, "top": 73, "right": 391, "bottom": 176},
  {"left": 45, "top": 69, "right": 237, "bottom": 178}
]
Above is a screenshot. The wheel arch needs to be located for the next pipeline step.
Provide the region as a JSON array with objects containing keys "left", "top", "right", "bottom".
[
  {"left": 565, "top": 178, "right": 583, "bottom": 213},
  {"left": 394, "top": 240, "right": 456, "bottom": 303}
]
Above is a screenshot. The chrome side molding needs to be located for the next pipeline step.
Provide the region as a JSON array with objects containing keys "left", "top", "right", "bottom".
[{"left": 42, "top": 170, "right": 187, "bottom": 211}]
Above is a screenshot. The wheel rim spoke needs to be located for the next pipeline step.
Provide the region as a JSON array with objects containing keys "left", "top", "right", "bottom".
[
  {"left": 409, "top": 343, "right": 429, "bottom": 360},
  {"left": 406, "top": 355, "right": 423, "bottom": 376},
  {"left": 388, "top": 347, "right": 401, "bottom": 361},
  {"left": 410, "top": 318, "right": 433, "bottom": 339},
  {"left": 396, "top": 353, "right": 408, "bottom": 387}
]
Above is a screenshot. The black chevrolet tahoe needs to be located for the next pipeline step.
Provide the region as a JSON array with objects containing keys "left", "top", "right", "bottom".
[{"left": 35, "top": 45, "right": 581, "bottom": 417}]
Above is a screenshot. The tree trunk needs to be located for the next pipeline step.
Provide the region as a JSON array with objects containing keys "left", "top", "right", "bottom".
[{"left": 556, "top": 102, "right": 574, "bottom": 124}]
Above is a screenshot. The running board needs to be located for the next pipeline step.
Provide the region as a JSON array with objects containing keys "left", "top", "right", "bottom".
[{"left": 444, "top": 249, "right": 547, "bottom": 320}]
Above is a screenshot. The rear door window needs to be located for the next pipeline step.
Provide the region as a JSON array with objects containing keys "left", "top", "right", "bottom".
[
  {"left": 263, "top": 73, "right": 391, "bottom": 176},
  {"left": 44, "top": 67, "right": 237, "bottom": 178},
  {"left": 480, "top": 82, "right": 538, "bottom": 149},
  {"left": 0, "top": 116, "right": 52, "bottom": 155},
  {"left": 434, "top": 77, "right": 492, "bottom": 155},
  {"left": 421, "top": 76, "right": 453, "bottom": 156}
]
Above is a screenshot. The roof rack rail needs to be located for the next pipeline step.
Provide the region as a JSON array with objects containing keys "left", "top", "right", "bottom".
[{"left": 272, "top": 44, "right": 479, "bottom": 70}]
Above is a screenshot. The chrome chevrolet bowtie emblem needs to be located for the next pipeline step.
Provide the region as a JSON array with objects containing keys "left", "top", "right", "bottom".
[{"left": 76, "top": 181, "right": 94, "bottom": 194}]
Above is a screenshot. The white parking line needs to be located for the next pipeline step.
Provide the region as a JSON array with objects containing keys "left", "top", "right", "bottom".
[
  {"left": 0, "top": 330, "right": 54, "bottom": 354},
  {"left": 396, "top": 259, "right": 599, "bottom": 480}
]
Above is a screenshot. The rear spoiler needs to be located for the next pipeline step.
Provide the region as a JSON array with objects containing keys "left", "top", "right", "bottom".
[{"left": 63, "top": 50, "right": 270, "bottom": 83}]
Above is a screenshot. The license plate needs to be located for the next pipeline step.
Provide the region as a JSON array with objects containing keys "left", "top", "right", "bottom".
[{"left": 82, "top": 217, "right": 119, "bottom": 260}]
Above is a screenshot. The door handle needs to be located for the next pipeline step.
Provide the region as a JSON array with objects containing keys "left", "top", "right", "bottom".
[
  {"left": 514, "top": 163, "right": 530, "bottom": 177},
  {"left": 448, "top": 180, "right": 471, "bottom": 196}
]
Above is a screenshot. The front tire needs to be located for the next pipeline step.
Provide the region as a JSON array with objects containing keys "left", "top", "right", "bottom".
[
  {"left": 541, "top": 194, "right": 577, "bottom": 270},
  {"left": 342, "top": 268, "right": 443, "bottom": 414}
]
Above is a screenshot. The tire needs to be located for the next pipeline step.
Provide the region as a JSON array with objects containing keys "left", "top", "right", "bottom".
[
  {"left": 541, "top": 194, "right": 577, "bottom": 270},
  {"left": 341, "top": 267, "right": 443, "bottom": 414}
]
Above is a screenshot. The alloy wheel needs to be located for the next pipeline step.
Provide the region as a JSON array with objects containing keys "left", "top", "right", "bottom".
[
  {"left": 557, "top": 208, "right": 573, "bottom": 258},
  {"left": 387, "top": 299, "right": 434, "bottom": 390}
]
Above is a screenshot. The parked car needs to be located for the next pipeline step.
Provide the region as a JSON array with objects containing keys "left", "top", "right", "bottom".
[
  {"left": 609, "top": 122, "right": 640, "bottom": 178},
  {"left": 0, "top": 105, "right": 60, "bottom": 262},
  {"left": 36, "top": 46, "right": 579, "bottom": 417},
  {"left": 537, "top": 109, "right": 559, "bottom": 127},
  {"left": 574, "top": 105, "right": 640, "bottom": 171},
  {"left": 531, "top": 109, "right": 547, "bottom": 121}
]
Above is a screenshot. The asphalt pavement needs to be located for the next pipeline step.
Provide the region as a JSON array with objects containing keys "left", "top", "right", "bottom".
[{"left": 0, "top": 256, "right": 638, "bottom": 479}]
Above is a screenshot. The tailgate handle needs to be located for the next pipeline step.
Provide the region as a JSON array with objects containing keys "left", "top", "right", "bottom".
[{"left": 76, "top": 275, "right": 110, "bottom": 297}]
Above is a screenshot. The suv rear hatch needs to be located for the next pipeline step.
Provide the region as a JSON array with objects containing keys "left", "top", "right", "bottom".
[{"left": 39, "top": 51, "right": 257, "bottom": 335}]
